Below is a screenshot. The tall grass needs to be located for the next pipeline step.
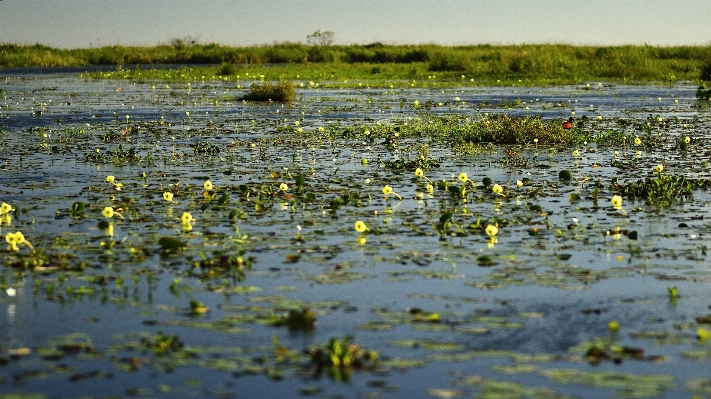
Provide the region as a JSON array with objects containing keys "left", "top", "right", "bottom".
[{"left": 3, "top": 42, "right": 710, "bottom": 83}]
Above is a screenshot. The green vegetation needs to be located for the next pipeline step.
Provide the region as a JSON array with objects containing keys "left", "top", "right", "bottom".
[
  {"left": 3, "top": 42, "right": 711, "bottom": 85},
  {"left": 240, "top": 80, "right": 295, "bottom": 102}
]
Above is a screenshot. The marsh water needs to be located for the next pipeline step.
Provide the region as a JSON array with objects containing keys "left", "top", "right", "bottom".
[{"left": 1, "top": 71, "right": 711, "bottom": 398}]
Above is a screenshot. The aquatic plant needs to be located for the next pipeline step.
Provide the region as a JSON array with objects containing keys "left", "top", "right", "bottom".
[
  {"left": 381, "top": 185, "right": 402, "bottom": 200},
  {"left": 5, "top": 231, "right": 33, "bottom": 252},
  {"left": 696, "top": 85, "right": 711, "bottom": 101},
  {"left": 354, "top": 220, "right": 369, "bottom": 233},
  {"left": 613, "top": 174, "right": 694, "bottom": 208},
  {"left": 163, "top": 192, "right": 175, "bottom": 203},
  {"left": 610, "top": 195, "right": 627, "bottom": 216},
  {"left": 308, "top": 336, "right": 378, "bottom": 380},
  {"left": 240, "top": 80, "right": 296, "bottom": 102}
]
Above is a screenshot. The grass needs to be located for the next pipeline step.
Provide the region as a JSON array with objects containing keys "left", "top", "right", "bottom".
[
  {"left": 2, "top": 43, "right": 711, "bottom": 85},
  {"left": 240, "top": 80, "right": 295, "bottom": 102}
]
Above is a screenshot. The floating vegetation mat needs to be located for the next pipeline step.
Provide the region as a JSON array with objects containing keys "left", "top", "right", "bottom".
[{"left": 1, "top": 72, "right": 711, "bottom": 398}]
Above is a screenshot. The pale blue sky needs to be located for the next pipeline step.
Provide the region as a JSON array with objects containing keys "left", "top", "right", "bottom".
[{"left": 1, "top": 0, "right": 710, "bottom": 48}]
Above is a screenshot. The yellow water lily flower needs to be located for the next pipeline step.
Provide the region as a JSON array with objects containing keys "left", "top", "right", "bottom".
[
  {"left": 611, "top": 195, "right": 627, "bottom": 215},
  {"left": 485, "top": 225, "right": 498, "bottom": 238},
  {"left": 458, "top": 173, "right": 468, "bottom": 183},
  {"left": 492, "top": 184, "right": 504, "bottom": 195},
  {"left": 685, "top": 136, "right": 691, "bottom": 144},
  {"left": 634, "top": 137, "right": 641, "bottom": 145},
  {"left": 280, "top": 183, "right": 288, "bottom": 192},
  {"left": 354, "top": 220, "right": 368, "bottom": 233},
  {"left": 698, "top": 327, "right": 711, "bottom": 341},
  {"left": 5, "top": 231, "right": 33, "bottom": 252},
  {"left": 5, "top": 232, "right": 20, "bottom": 251},
  {"left": 608, "top": 321, "right": 620, "bottom": 332},
  {"left": 611, "top": 195, "right": 623, "bottom": 208},
  {"left": 0, "top": 202, "right": 13, "bottom": 214},
  {"left": 203, "top": 180, "right": 214, "bottom": 191},
  {"left": 426, "top": 184, "right": 434, "bottom": 194},
  {"left": 106, "top": 175, "right": 115, "bottom": 184},
  {"left": 102, "top": 206, "right": 115, "bottom": 218},
  {"left": 382, "top": 185, "right": 402, "bottom": 200},
  {"left": 415, "top": 168, "right": 424, "bottom": 178},
  {"left": 654, "top": 164, "right": 663, "bottom": 174},
  {"left": 163, "top": 192, "right": 175, "bottom": 202},
  {"left": 181, "top": 212, "right": 194, "bottom": 225}
]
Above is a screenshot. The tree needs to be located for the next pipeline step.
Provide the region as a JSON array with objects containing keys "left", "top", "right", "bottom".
[{"left": 307, "top": 30, "right": 335, "bottom": 47}]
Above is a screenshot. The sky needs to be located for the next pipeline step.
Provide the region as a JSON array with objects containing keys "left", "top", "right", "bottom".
[{"left": 1, "top": 0, "right": 711, "bottom": 48}]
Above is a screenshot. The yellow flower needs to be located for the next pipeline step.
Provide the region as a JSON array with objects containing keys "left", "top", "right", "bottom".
[
  {"left": 354, "top": 220, "right": 368, "bottom": 233},
  {"left": 611, "top": 195, "right": 623, "bottom": 208},
  {"left": 382, "top": 185, "right": 401, "bottom": 200},
  {"left": 516, "top": 180, "right": 523, "bottom": 187},
  {"left": 106, "top": 175, "right": 115, "bottom": 184},
  {"left": 280, "top": 183, "right": 288, "bottom": 192},
  {"left": 163, "top": 192, "right": 175, "bottom": 202},
  {"left": 297, "top": 127, "right": 303, "bottom": 133},
  {"left": 181, "top": 212, "right": 194, "bottom": 225},
  {"left": 608, "top": 321, "right": 620, "bottom": 332},
  {"left": 426, "top": 184, "right": 434, "bottom": 194},
  {"left": 654, "top": 164, "right": 663, "bottom": 174},
  {"left": 0, "top": 202, "right": 13, "bottom": 214},
  {"left": 5, "top": 231, "right": 32, "bottom": 252},
  {"left": 458, "top": 173, "right": 468, "bottom": 183},
  {"left": 485, "top": 225, "right": 498, "bottom": 238},
  {"left": 415, "top": 168, "right": 424, "bottom": 178},
  {"left": 685, "top": 136, "right": 691, "bottom": 144},
  {"left": 413, "top": 100, "right": 419, "bottom": 107},
  {"left": 533, "top": 138, "right": 538, "bottom": 144},
  {"left": 573, "top": 150, "right": 580, "bottom": 157},
  {"left": 698, "top": 327, "right": 711, "bottom": 341},
  {"left": 294, "top": 120, "right": 300, "bottom": 126},
  {"left": 203, "top": 180, "right": 214, "bottom": 191},
  {"left": 104, "top": 222, "right": 114, "bottom": 237},
  {"left": 634, "top": 137, "right": 641, "bottom": 145},
  {"left": 102, "top": 206, "right": 115, "bottom": 218},
  {"left": 492, "top": 184, "right": 504, "bottom": 195},
  {"left": 318, "top": 126, "right": 325, "bottom": 132}
]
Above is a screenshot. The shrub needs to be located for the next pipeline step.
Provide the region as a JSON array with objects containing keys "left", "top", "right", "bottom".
[{"left": 240, "top": 80, "right": 295, "bottom": 102}]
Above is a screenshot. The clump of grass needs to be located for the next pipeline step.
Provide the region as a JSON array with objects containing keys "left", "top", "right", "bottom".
[
  {"left": 697, "top": 84, "right": 711, "bottom": 101},
  {"left": 240, "top": 80, "right": 295, "bottom": 102},
  {"left": 437, "top": 114, "right": 589, "bottom": 146}
]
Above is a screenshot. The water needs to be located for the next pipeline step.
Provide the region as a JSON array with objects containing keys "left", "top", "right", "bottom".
[{"left": 1, "top": 72, "right": 711, "bottom": 398}]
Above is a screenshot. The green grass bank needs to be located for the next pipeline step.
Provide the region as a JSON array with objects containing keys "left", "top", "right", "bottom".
[{"left": 2, "top": 42, "right": 711, "bottom": 85}]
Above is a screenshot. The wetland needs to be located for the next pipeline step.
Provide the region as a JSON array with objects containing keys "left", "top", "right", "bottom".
[{"left": 1, "top": 63, "right": 711, "bottom": 398}]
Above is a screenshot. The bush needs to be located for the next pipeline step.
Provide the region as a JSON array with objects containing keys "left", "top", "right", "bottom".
[{"left": 240, "top": 80, "right": 295, "bottom": 102}]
